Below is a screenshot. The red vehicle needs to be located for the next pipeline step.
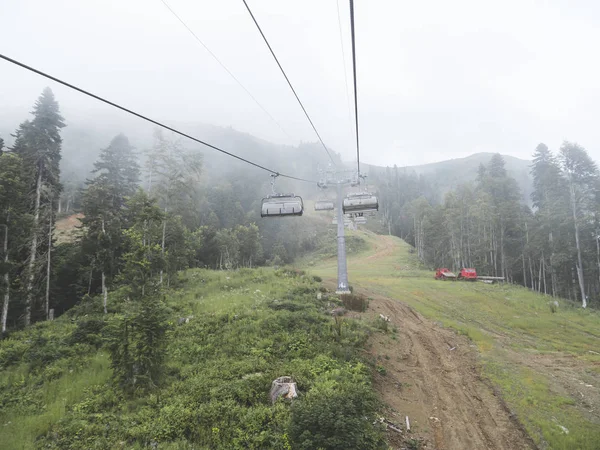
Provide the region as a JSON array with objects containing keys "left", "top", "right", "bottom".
[
  {"left": 457, "top": 268, "right": 477, "bottom": 280},
  {"left": 434, "top": 268, "right": 456, "bottom": 280}
]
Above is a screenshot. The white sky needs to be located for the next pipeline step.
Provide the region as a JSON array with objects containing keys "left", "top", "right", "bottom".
[{"left": 1, "top": 0, "right": 600, "bottom": 166}]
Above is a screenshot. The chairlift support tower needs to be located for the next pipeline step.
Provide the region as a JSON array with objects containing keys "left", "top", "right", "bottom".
[{"left": 335, "top": 182, "right": 350, "bottom": 294}]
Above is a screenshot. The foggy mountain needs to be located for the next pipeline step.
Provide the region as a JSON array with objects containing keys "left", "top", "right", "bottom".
[
  {"left": 1, "top": 110, "right": 533, "bottom": 204},
  {"left": 365, "top": 153, "right": 532, "bottom": 204}
]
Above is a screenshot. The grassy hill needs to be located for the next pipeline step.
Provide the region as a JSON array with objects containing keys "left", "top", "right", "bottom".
[
  {"left": 306, "top": 230, "right": 600, "bottom": 449},
  {"left": 3, "top": 229, "right": 598, "bottom": 449},
  {"left": 0, "top": 268, "right": 387, "bottom": 449}
]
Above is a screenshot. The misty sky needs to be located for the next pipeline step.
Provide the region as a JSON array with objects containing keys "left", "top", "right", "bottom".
[{"left": 2, "top": 0, "right": 600, "bottom": 167}]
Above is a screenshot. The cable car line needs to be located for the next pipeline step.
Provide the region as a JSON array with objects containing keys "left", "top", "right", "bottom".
[
  {"left": 336, "top": 0, "right": 354, "bottom": 146},
  {"left": 241, "top": 0, "right": 337, "bottom": 166},
  {"left": 348, "top": 0, "right": 361, "bottom": 175},
  {"left": 0, "top": 53, "right": 315, "bottom": 184},
  {"left": 159, "top": 0, "right": 294, "bottom": 143}
]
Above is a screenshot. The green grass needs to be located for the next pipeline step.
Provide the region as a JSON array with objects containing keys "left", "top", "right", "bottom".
[
  {"left": 307, "top": 232, "right": 600, "bottom": 449},
  {"left": 0, "top": 353, "right": 110, "bottom": 449},
  {"left": 1, "top": 267, "right": 385, "bottom": 449}
]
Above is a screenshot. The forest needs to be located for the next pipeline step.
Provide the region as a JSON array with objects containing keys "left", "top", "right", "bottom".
[
  {"left": 375, "top": 144, "right": 600, "bottom": 309},
  {"left": 0, "top": 88, "right": 336, "bottom": 333},
  {"left": 2, "top": 87, "right": 598, "bottom": 337}
]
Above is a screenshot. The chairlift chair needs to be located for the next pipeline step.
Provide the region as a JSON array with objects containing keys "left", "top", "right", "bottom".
[
  {"left": 354, "top": 216, "right": 367, "bottom": 224},
  {"left": 342, "top": 192, "right": 379, "bottom": 214},
  {"left": 314, "top": 200, "right": 334, "bottom": 211},
  {"left": 261, "top": 174, "right": 304, "bottom": 218},
  {"left": 261, "top": 194, "right": 304, "bottom": 217}
]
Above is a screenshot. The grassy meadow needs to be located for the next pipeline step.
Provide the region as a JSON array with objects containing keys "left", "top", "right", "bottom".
[
  {"left": 307, "top": 230, "right": 600, "bottom": 449},
  {"left": 0, "top": 268, "right": 386, "bottom": 449}
]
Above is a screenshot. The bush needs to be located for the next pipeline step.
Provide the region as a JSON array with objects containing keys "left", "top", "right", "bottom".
[
  {"left": 288, "top": 377, "right": 385, "bottom": 449},
  {"left": 268, "top": 300, "right": 309, "bottom": 312},
  {"left": 341, "top": 294, "right": 368, "bottom": 312},
  {"left": 312, "top": 275, "right": 323, "bottom": 283},
  {"left": 68, "top": 318, "right": 106, "bottom": 348}
]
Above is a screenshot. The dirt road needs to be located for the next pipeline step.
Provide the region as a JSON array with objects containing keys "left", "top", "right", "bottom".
[
  {"left": 365, "top": 291, "right": 534, "bottom": 450},
  {"left": 336, "top": 234, "right": 535, "bottom": 449}
]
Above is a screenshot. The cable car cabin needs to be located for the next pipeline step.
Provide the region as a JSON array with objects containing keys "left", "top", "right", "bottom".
[
  {"left": 261, "top": 194, "right": 304, "bottom": 217},
  {"left": 314, "top": 200, "right": 334, "bottom": 211},
  {"left": 342, "top": 193, "right": 378, "bottom": 214}
]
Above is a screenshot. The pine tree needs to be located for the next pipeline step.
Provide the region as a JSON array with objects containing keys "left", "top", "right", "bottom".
[
  {"left": 0, "top": 152, "right": 27, "bottom": 334},
  {"left": 145, "top": 130, "right": 202, "bottom": 283},
  {"left": 81, "top": 134, "right": 140, "bottom": 313},
  {"left": 558, "top": 142, "right": 598, "bottom": 308},
  {"left": 13, "top": 88, "right": 65, "bottom": 325}
]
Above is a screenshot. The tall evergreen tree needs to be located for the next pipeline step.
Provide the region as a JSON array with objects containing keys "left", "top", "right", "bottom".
[
  {"left": 12, "top": 88, "right": 65, "bottom": 325},
  {"left": 81, "top": 134, "right": 140, "bottom": 313},
  {"left": 0, "top": 152, "right": 27, "bottom": 334},
  {"left": 558, "top": 141, "right": 598, "bottom": 308}
]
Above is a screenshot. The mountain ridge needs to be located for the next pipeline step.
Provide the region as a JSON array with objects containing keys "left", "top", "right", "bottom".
[{"left": 364, "top": 152, "right": 533, "bottom": 204}]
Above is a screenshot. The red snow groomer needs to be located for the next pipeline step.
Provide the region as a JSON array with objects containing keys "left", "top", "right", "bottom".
[
  {"left": 457, "top": 268, "right": 477, "bottom": 281},
  {"left": 434, "top": 268, "right": 457, "bottom": 280}
]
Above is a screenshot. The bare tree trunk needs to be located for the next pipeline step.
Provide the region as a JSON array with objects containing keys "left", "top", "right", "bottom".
[
  {"left": 569, "top": 182, "right": 587, "bottom": 307},
  {"left": 25, "top": 169, "right": 43, "bottom": 326},
  {"left": 542, "top": 254, "right": 547, "bottom": 295},
  {"left": 45, "top": 209, "right": 53, "bottom": 320},
  {"left": 101, "top": 217, "right": 107, "bottom": 314},
  {"left": 538, "top": 258, "right": 543, "bottom": 293},
  {"left": 87, "top": 262, "right": 94, "bottom": 295},
  {"left": 549, "top": 231, "right": 557, "bottom": 297},
  {"left": 102, "top": 271, "right": 107, "bottom": 314},
  {"left": 1, "top": 223, "right": 9, "bottom": 335},
  {"left": 522, "top": 252, "right": 527, "bottom": 287},
  {"left": 160, "top": 208, "right": 167, "bottom": 285},
  {"left": 596, "top": 236, "right": 600, "bottom": 289},
  {"left": 529, "top": 257, "right": 535, "bottom": 291},
  {"left": 500, "top": 220, "right": 506, "bottom": 280}
]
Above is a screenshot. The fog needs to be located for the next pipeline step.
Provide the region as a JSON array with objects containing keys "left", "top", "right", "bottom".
[{"left": 2, "top": 0, "right": 600, "bottom": 166}]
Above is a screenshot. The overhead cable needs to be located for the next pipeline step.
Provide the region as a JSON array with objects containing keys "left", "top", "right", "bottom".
[
  {"left": 241, "top": 0, "right": 337, "bottom": 166},
  {"left": 0, "top": 53, "right": 315, "bottom": 183},
  {"left": 160, "top": 0, "right": 294, "bottom": 143},
  {"left": 336, "top": 0, "right": 354, "bottom": 144},
  {"left": 348, "top": 0, "right": 361, "bottom": 175}
]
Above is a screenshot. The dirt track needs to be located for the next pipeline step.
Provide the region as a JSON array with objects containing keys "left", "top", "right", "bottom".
[
  {"left": 335, "top": 234, "right": 535, "bottom": 449},
  {"left": 365, "top": 291, "right": 534, "bottom": 449}
]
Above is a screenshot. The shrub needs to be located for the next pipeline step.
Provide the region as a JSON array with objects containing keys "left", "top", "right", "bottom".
[
  {"left": 68, "top": 318, "right": 106, "bottom": 348},
  {"left": 374, "top": 316, "right": 389, "bottom": 333},
  {"left": 288, "top": 378, "right": 385, "bottom": 449},
  {"left": 341, "top": 294, "right": 368, "bottom": 312},
  {"left": 312, "top": 275, "right": 323, "bottom": 283}
]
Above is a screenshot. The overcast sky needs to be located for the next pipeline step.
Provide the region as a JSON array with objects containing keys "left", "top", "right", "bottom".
[{"left": 2, "top": 0, "right": 600, "bottom": 166}]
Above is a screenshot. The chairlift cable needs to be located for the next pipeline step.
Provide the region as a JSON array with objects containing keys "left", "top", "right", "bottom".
[
  {"left": 0, "top": 53, "right": 315, "bottom": 184},
  {"left": 336, "top": 0, "right": 354, "bottom": 147},
  {"left": 241, "top": 0, "right": 337, "bottom": 166},
  {"left": 159, "top": 0, "right": 294, "bottom": 143},
  {"left": 349, "top": 0, "right": 361, "bottom": 175}
]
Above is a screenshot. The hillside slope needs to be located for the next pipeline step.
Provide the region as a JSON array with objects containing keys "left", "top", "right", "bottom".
[
  {"left": 0, "top": 269, "right": 385, "bottom": 449},
  {"left": 306, "top": 231, "right": 600, "bottom": 449},
  {"left": 365, "top": 152, "right": 532, "bottom": 203}
]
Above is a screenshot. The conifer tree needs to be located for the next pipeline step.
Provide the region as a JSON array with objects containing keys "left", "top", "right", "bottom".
[
  {"left": 81, "top": 134, "right": 139, "bottom": 313},
  {"left": 13, "top": 88, "right": 65, "bottom": 325},
  {"left": 0, "top": 151, "right": 27, "bottom": 334},
  {"left": 558, "top": 142, "right": 598, "bottom": 308}
]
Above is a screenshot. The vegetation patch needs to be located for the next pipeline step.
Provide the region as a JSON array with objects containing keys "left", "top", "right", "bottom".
[{"left": 0, "top": 268, "right": 386, "bottom": 449}]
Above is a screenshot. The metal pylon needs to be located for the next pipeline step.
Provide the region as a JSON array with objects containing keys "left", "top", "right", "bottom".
[{"left": 335, "top": 182, "right": 350, "bottom": 294}]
